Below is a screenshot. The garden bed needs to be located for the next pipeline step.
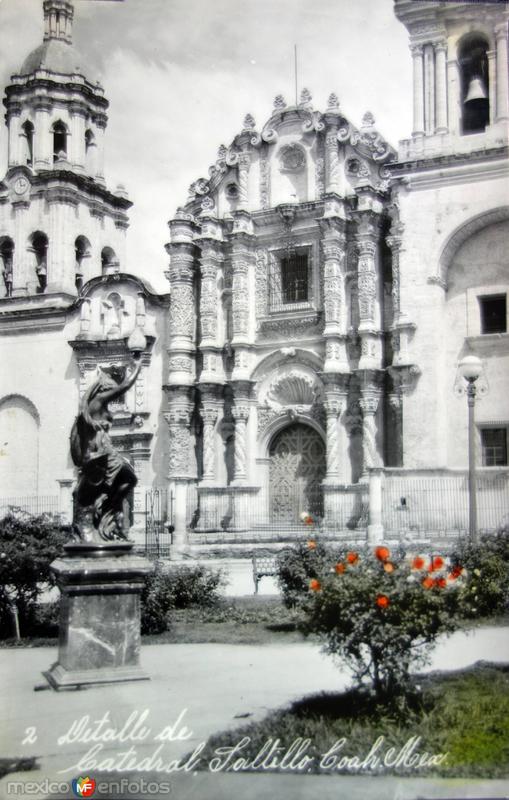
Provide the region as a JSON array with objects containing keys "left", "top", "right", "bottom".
[{"left": 196, "top": 662, "right": 509, "bottom": 778}]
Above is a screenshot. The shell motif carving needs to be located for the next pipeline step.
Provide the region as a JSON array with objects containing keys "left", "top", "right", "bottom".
[{"left": 267, "top": 371, "right": 319, "bottom": 407}]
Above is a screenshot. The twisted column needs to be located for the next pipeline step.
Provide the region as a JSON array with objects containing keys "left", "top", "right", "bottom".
[
  {"left": 238, "top": 153, "right": 251, "bottom": 211},
  {"left": 231, "top": 405, "right": 249, "bottom": 485},
  {"left": 201, "top": 406, "right": 218, "bottom": 483},
  {"left": 359, "top": 393, "right": 381, "bottom": 478},
  {"left": 324, "top": 395, "right": 344, "bottom": 481},
  {"left": 325, "top": 129, "right": 341, "bottom": 194}
]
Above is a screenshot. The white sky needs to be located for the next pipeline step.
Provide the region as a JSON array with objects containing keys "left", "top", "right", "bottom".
[{"left": 0, "top": 0, "right": 412, "bottom": 291}]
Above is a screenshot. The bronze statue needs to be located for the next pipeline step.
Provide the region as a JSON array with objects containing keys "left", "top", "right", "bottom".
[{"left": 70, "top": 356, "right": 142, "bottom": 542}]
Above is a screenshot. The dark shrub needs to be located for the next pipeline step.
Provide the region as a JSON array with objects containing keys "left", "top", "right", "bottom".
[
  {"left": 0, "top": 510, "right": 67, "bottom": 639},
  {"left": 141, "top": 563, "right": 225, "bottom": 634},
  {"left": 451, "top": 526, "right": 509, "bottom": 618}
]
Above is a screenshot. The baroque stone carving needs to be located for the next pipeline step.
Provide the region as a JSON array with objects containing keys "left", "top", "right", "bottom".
[
  {"left": 169, "top": 356, "right": 192, "bottom": 373},
  {"left": 169, "top": 283, "right": 194, "bottom": 339},
  {"left": 255, "top": 248, "right": 269, "bottom": 320},
  {"left": 279, "top": 144, "right": 306, "bottom": 172}
]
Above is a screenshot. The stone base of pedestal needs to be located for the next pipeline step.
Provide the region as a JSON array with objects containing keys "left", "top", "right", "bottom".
[{"left": 44, "top": 542, "right": 154, "bottom": 690}]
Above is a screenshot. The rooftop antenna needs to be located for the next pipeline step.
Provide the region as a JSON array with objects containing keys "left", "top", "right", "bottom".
[{"left": 294, "top": 44, "right": 298, "bottom": 105}]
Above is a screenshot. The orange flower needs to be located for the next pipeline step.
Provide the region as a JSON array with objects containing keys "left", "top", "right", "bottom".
[
  {"left": 335, "top": 562, "right": 346, "bottom": 574},
  {"left": 429, "top": 556, "right": 445, "bottom": 572},
  {"left": 422, "top": 577, "right": 434, "bottom": 590},
  {"left": 450, "top": 565, "right": 463, "bottom": 579},
  {"left": 412, "top": 556, "right": 426, "bottom": 571},
  {"left": 383, "top": 562, "right": 395, "bottom": 573},
  {"left": 376, "top": 594, "right": 390, "bottom": 608},
  {"left": 300, "top": 512, "right": 314, "bottom": 526},
  {"left": 346, "top": 552, "right": 359, "bottom": 565},
  {"left": 307, "top": 539, "right": 317, "bottom": 550},
  {"left": 309, "top": 579, "right": 321, "bottom": 592},
  {"left": 375, "top": 546, "right": 390, "bottom": 562},
  {"left": 435, "top": 577, "right": 447, "bottom": 589}
]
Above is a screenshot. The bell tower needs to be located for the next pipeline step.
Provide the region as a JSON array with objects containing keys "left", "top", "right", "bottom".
[
  {"left": 0, "top": 0, "right": 130, "bottom": 301},
  {"left": 394, "top": 0, "right": 509, "bottom": 158}
]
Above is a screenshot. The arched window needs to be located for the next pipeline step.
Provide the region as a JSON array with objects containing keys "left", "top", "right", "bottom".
[
  {"left": 52, "top": 120, "right": 68, "bottom": 162},
  {"left": 459, "top": 34, "right": 490, "bottom": 134},
  {"left": 75, "top": 235, "right": 90, "bottom": 291},
  {"left": 101, "top": 246, "right": 118, "bottom": 274},
  {"left": 0, "top": 395, "right": 40, "bottom": 497},
  {"left": 0, "top": 237, "right": 14, "bottom": 297},
  {"left": 31, "top": 231, "right": 48, "bottom": 292},
  {"left": 21, "top": 120, "right": 34, "bottom": 166}
]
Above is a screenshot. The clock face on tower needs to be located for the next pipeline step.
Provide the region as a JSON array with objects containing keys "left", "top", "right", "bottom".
[{"left": 13, "top": 176, "right": 29, "bottom": 195}]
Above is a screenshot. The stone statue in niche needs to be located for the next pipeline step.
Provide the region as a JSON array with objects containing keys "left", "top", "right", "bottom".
[{"left": 70, "top": 356, "right": 142, "bottom": 542}]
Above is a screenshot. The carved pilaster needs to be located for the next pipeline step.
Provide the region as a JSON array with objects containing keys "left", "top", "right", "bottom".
[
  {"left": 320, "top": 219, "right": 348, "bottom": 371},
  {"left": 386, "top": 221, "right": 404, "bottom": 326},
  {"left": 167, "top": 217, "right": 196, "bottom": 386},
  {"left": 354, "top": 207, "right": 383, "bottom": 370},
  {"left": 231, "top": 225, "right": 255, "bottom": 379}
]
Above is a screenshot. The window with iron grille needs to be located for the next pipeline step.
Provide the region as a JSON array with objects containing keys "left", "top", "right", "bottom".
[
  {"left": 281, "top": 252, "right": 308, "bottom": 303},
  {"left": 479, "top": 294, "right": 507, "bottom": 334},
  {"left": 481, "top": 427, "right": 508, "bottom": 467},
  {"left": 269, "top": 249, "right": 311, "bottom": 312}
]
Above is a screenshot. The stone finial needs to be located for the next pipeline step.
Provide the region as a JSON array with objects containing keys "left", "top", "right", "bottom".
[
  {"left": 273, "top": 94, "right": 286, "bottom": 110},
  {"left": 362, "top": 111, "right": 376, "bottom": 128},
  {"left": 114, "top": 183, "right": 128, "bottom": 199},
  {"left": 217, "top": 144, "right": 227, "bottom": 161},
  {"left": 299, "top": 87, "right": 312, "bottom": 106},
  {"left": 327, "top": 92, "right": 340, "bottom": 110},
  {"left": 243, "top": 113, "right": 256, "bottom": 130}
]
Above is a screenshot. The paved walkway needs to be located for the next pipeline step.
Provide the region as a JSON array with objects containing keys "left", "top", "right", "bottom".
[{"left": 0, "top": 627, "right": 508, "bottom": 799}]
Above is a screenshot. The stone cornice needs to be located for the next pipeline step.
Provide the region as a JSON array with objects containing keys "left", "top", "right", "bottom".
[
  {"left": 74, "top": 273, "right": 170, "bottom": 307},
  {"left": 388, "top": 146, "right": 509, "bottom": 178}
]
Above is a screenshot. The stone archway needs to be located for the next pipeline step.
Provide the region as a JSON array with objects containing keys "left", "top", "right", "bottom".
[{"left": 268, "top": 422, "right": 325, "bottom": 523}]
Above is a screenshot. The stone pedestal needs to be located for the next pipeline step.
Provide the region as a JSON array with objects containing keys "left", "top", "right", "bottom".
[{"left": 44, "top": 542, "right": 154, "bottom": 690}]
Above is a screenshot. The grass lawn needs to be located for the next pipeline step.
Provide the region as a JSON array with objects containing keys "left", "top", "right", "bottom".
[{"left": 197, "top": 662, "right": 509, "bottom": 778}]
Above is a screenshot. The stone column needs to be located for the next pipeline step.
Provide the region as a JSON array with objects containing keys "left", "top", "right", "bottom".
[
  {"left": 201, "top": 407, "right": 218, "bottom": 484},
  {"left": 237, "top": 153, "right": 251, "bottom": 212},
  {"left": 34, "top": 102, "right": 52, "bottom": 169},
  {"left": 323, "top": 391, "right": 343, "bottom": 483},
  {"left": 231, "top": 405, "right": 249, "bottom": 485},
  {"left": 11, "top": 200, "right": 29, "bottom": 295},
  {"left": 321, "top": 219, "right": 348, "bottom": 372},
  {"left": 69, "top": 104, "right": 86, "bottom": 172},
  {"left": 359, "top": 384, "right": 382, "bottom": 480},
  {"left": 166, "top": 212, "right": 196, "bottom": 387},
  {"left": 164, "top": 391, "right": 195, "bottom": 552},
  {"left": 387, "top": 391, "right": 403, "bottom": 467},
  {"left": 386, "top": 222, "right": 403, "bottom": 329},
  {"left": 488, "top": 50, "right": 497, "bottom": 126},
  {"left": 325, "top": 128, "right": 341, "bottom": 195},
  {"left": 7, "top": 106, "right": 21, "bottom": 167},
  {"left": 354, "top": 204, "right": 383, "bottom": 371},
  {"left": 434, "top": 42, "right": 448, "bottom": 133},
  {"left": 424, "top": 44, "right": 435, "bottom": 134},
  {"left": 197, "top": 228, "right": 224, "bottom": 383},
  {"left": 495, "top": 24, "right": 509, "bottom": 122},
  {"left": 231, "top": 215, "right": 255, "bottom": 380},
  {"left": 95, "top": 118, "right": 107, "bottom": 184},
  {"left": 411, "top": 45, "right": 425, "bottom": 136},
  {"left": 447, "top": 58, "right": 461, "bottom": 136},
  {"left": 47, "top": 193, "right": 78, "bottom": 294}
]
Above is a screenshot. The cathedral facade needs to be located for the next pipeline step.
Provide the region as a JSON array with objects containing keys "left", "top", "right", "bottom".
[{"left": 0, "top": 0, "right": 508, "bottom": 556}]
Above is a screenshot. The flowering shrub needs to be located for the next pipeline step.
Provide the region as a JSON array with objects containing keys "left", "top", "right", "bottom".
[
  {"left": 277, "top": 532, "right": 471, "bottom": 704},
  {"left": 451, "top": 526, "right": 509, "bottom": 618}
]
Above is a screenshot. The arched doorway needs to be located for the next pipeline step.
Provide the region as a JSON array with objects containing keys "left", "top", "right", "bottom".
[{"left": 269, "top": 423, "right": 325, "bottom": 523}]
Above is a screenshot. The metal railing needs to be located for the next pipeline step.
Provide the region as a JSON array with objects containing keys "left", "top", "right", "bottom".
[
  {"left": 144, "top": 488, "right": 173, "bottom": 558},
  {"left": 0, "top": 495, "right": 60, "bottom": 517}
]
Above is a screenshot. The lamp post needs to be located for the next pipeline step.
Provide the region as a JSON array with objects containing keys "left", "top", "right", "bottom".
[{"left": 458, "top": 355, "right": 483, "bottom": 543}]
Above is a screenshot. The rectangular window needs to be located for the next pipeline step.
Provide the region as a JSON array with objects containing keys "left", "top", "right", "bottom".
[
  {"left": 480, "top": 294, "right": 507, "bottom": 334},
  {"left": 481, "top": 428, "right": 508, "bottom": 467},
  {"left": 281, "top": 252, "right": 309, "bottom": 304}
]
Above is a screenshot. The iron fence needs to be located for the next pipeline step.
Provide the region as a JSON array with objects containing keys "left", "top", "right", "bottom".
[
  {"left": 382, "top": 471, "right": 509, "bottom": 536},
  {"left": 144, "top": 488, "right": 173, "bottom": 558},
  {"left": 0, "top": 495, "right": 60, "bottom": 517}
]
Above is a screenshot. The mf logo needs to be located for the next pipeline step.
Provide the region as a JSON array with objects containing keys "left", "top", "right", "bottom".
[{"left": 71, "top": 776, "right": 96, "bottom": 797}]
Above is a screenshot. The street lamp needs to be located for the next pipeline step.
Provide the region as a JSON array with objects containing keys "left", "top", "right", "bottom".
[{"left": 458, "top": 355, "right": 483, "bottom": 543}]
